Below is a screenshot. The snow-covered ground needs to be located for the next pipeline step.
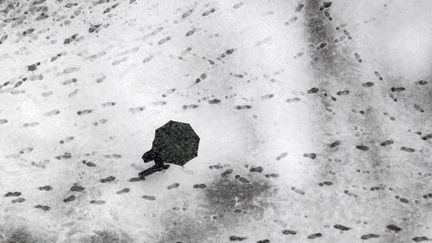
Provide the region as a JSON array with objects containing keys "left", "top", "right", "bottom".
[{"left": 0, "top": 0, "right": 432, "bottom": 242}]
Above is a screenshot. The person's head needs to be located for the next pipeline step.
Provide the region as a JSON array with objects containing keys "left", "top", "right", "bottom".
[{"left": 142, "top": 150, "right": 155, "bottom": 163}]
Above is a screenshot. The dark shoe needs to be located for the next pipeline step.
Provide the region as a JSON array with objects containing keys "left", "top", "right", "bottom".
[{"left": 129, "top": 177, "right": 145, "bottom": 182}]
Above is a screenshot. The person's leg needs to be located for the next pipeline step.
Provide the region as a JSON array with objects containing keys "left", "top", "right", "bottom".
[
  {"left": 139, "top": 157, "right": 170, "bottom": 177},
  {"left": 138, "top": 164, "right": 170, "bottom": 177},
  {"left": 153, "top": 157, "right": 164, "bottom": 167}
]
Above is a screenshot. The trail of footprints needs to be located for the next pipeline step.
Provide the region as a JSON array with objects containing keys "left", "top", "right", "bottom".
[{"left": 4, "top": 163, "right": 430, "bottom": 241}]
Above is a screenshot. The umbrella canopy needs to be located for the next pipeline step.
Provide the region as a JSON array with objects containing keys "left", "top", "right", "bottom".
[{"left": 142, "top": 120, "right": 200, "bottom": 166}]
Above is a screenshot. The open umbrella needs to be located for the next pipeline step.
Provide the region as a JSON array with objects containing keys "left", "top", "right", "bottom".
[{"left": 138, "top": 120, "right": 200, "bottom": 178}]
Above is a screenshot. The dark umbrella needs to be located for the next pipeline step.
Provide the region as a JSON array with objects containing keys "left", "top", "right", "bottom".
[{"left": 138, "top": 120, "right": 200, "bottom": 178}]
